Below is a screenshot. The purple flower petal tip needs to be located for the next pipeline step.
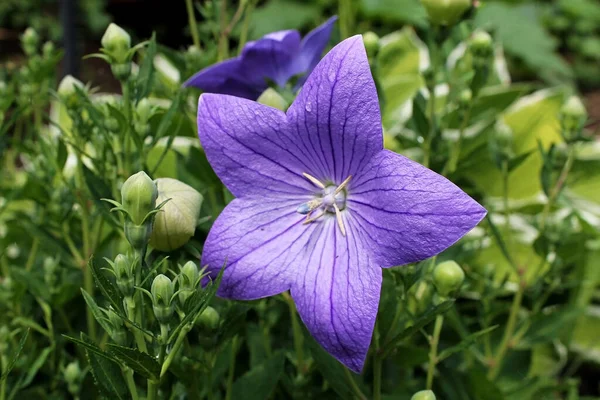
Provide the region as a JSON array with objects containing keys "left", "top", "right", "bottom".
[
  {"left": 185, "top": 17, "right": 338, "bottom": 99},
  {"left": 197, "top": 36, "right": 486, "bottom": 372}
]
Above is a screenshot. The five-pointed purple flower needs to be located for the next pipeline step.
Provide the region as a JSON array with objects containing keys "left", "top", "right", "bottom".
[
  {"left": 197, "top": 36, "right": 486, "bottom": 372},
  {"left": 184, "top": 17, "right": 337, "bottom": 100}
]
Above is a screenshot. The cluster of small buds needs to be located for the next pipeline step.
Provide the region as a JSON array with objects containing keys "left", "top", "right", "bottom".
[
  {"left": 104, "top": 307, "right": 129, "bottom": 346},
  {"left": 64, "top": 361, "right": 83, "bottom": 396},
  {"left": 411, "top": 390, "right": 436, "bottom": 400},
  {"left": 177, "top": 261, "right": 201, "bottom": 307},
  {"left": 106, "top": 254, "right": 136, "bottom": 297},
  {"left": 559, "top": 95, "right": 587, "bottom": 142},
  {"left": 101, "top": 23, "right": 133, "bottom": 81},
  {"left": 421, "top": 0, "right": 471, "bottom": 26},
  {"left": 150, "top": 274, "right": 176, "bottom": 324},
  {"left": 432, "top": 260, "right": 465, "bottom": 298}
]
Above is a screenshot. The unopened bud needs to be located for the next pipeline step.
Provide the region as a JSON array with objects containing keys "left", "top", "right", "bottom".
[
  {"left": 111, "top": 62, "right": 132, "bottom": 81},
  {"left": 101, "top": 23, "right": 131, "bottom": 64},
  {"left": 121, "top": 171, "right": 158, "bottom": 225},
  {"left": 469, "top": 31, "right": 493, "bottom": 59},
  {"left": 421, "top": 0, "right": 471, "bottom": 26},
  {"left": 42, "top": 41, "right": 55, "bottom": 58},
  {"left": 151, "top": 274, "right": 175, "bottom": 324},
  {"left": 433, "top": 260, "right": 465, "bottom": 297},
  {"left": 362, "top": 31, "right": 380, "bottom": 58},
  {"left": 458, "top": 88, "right": 472, "bottom": 108},
  {"left": 105, "top": 307, "right": 128, "bottom": 346},
  {"left": 196, "top": 306, "right": 220, "bottom": 332},
  {"left": 64, "top": 361, "right": 82, "bottom": 391},
  {"left": 257, "top": 88, "right": 288, "bottom": 111},
  {"left": 493, "top": 120, "right": 513, "bottom": 153},
  {"left": 411, "top": 390, "right": 436, "bottom": 400},
  {"left": 150, "top": 178, "right": 202, "bottom": 252},
  {"left": 57, "top": 75, "right": 85, "bottom": 108},
  {"left": 21, "top": 27, "right": 39, "bottom": 55},
  {"left": 178, "top": 261, "right": 200, "bottom": 306},
  {"left": 560, "top": 96, "right": 587, "bottom": 140},
  {"left": 112, "top": 254, "right": 135, "bottom": 296}
]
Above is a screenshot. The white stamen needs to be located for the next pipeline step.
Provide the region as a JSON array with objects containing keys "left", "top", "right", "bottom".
[
  {"left": 333, "top": 203, "right": 346, "bottom": 236},
  {"left": 303, "top": 173, "right": 326, "bottom": 189},
  {"left": 335, "top": 175, "right": 352, "bottom": 195},
  {"left": 303, "top": 210, "right": 326, "bottom": 224}
]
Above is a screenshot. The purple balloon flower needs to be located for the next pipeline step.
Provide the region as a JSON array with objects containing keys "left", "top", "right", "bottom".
[
  {"left": 197, "top": 36, "right": 486, "bottom": 372},
  {"left": 184, "top": 16, "right": 337, "bottom": 100}
]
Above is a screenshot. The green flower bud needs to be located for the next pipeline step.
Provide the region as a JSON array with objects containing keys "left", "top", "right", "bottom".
[
  {"left": 57, "top": 75, "right": 85, "bottom": 108},
  {"left": 21, "top": 27, "right": 39, "bottom": 55},
  {"left": 150, "top": 178, "right": 202, "bottom": 252},
  {"left": 151, "top": 274, "right": 175, "bottom": 324},
  {"left": 111, "top": 254, "right": 135, "bottom": 296},
  {"left": 104, "top": 117, "right": 120, "bottom": 132},
  {"left": 469, "top": 31, "right": 493, "bottom": 59},
  {"left": 196, "top": 306, "right": 220, "bottom": 332},
  {"left": 433, "top": 260, "right": 465, "bottom": 297},
  {"left": 111, "top": 62, "right": 132, "bottom": 81},
  {"left": 560, "top": 96, "right": 587, "bottom": 139},
  {"left": 178, "top": 261, "right": 200, "bottom": 307},
  {"left": 257, "top": 88, "right": 288, "bottom": 111},
  {"left": 493, "top": 120, "right": 513, "bottom": 154},
  {"left": 136, "top": 98, "right": 154, "bottom": 122},
  {"left": 185, "top": 45, "right": 203, "bottom": 69},
  {"left": 121, "top": 171, "right": 158, "bottom": 225},
  {"left": 421, "top": 0, "right": 471, "bottom": 26},
  {"left": 458, "top": 88, "right": 472, "bottom": 109},
  {"left": 42, "top": 41, "right": 55, "bottom": 58},
  {"left": 125, "top": 222, "right": 153, "bottom": 250},
  {"left": 64, "top": 361, "right": 82, "bottom": 386},
  {"left": 105, "top": 307, "right": 129, "bottom": 346},
  {"left": 362, "top": 31, "right": 380, "bottom": 58},
  {"left": 101, "top": 23, "right": 131, "bottom": 64},
  {"left": 411, "top": 390, "right": 436, "bottom": 400}
]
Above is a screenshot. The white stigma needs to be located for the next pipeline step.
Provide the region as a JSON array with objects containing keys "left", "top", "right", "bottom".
[{"left": 297, "top": 173, "right": 351, "bottom": 236}]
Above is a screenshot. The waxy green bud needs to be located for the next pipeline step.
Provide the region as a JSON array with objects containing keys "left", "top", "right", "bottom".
[
  {"left": 57, "top": 75, "right": 85, "bottom": 108},
  {"left": 421, "top": 0, "right": 471, "bottom": 26},
  {"left": 560, "top": 96, "right": 587, "bottom": 139},
  {"left": 21, "top": 27, "right": 39, "bottom": 55},
  {"left": 433, "top": 260, "right": 465, "bottom": 297},
  {"left": 151, "top": 274, "right": 175, "bottom": 324},
  {"left": 458, "top": 88, "right": 472, "bottom": 109},
  {"left": 257, "top": 88, "right": 288, "bottom": 111},
  {"left": 196, "top": 306, "right": 220, "bottom": 332},
  {"left": 178, "top": 261, "right": 200, "bottom": 307},
  {"left": 411, "top": 390, "right": 436, "bottom": 400},
  {"left": 101, "top": 23, "right": 131, "bottom": 64},
  {"left": 121, "top": 171, "right": 158, "bottom": 225},
  {"left": 64, "top": 361, "right": 82, "bottom": 395},
  {"left": 469, "top": 31, "right": 493, "bottom": 59},
  {"left": 362, "top": 31, "right": 380, "bottom": 58},
  {"left": 150, "top": 178, "right": 202, "bottom": 252},
  {"left": 105, "top": 307, "right": 128, "bottom": 346},
  {"left": 112, "top": 254, "right": 135, "bottom": 296},
  {"left": 111, "top": 62, "right": 132, "bottom": 81},
  {"left": 42, "top": 41, "right": 55, "bottom": 58}
]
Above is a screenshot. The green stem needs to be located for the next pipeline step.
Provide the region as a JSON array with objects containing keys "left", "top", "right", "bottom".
[
  {"left": 426, "top": 315, "right": 444, "bottom": 390},
  {"left": 217, "top": 0, "right": 229, "bottom": 61},
  {"left": 1, "top": 355, "right": 7, "bottom": 400},
  {"left": 24, "top": 238, "right": 39, "bottom": 272},
  {"left": 185, "top": 0, "right": 202, "bottom": 50},
  {"left": 161, "top": 323, "right": 191, "bottom": 377},
  {"left": 225, "top": 336, "right": 238, "bottom": 400},
  {"left": 338, "top": 0, "right": 353, "bottom": 38},
  {"left": 539, "top": 146, "right": 575, "bottom": 232},
  {"left": 423, "top": 32, "right": 440, "bottom": 169},
  {"left": 126, "top": 297, "right": 148, "bottom": 353},
  {"left": 444, "top": 106, "right": 472, "bottom": 175},
  {"left": 488, "top": 278, "right": 526, "bottom": 380},
  {"left": 121, "top": 81, "right": 132, "bottom": 176},
  {"left": 373, "top": 322, "right": 382, "bottom": 400},
  {"left": 123, "top": 367, "right": 139, "bottom": 400},
  {"left": 343, "top": 367, "right": 366, "bottom": 400},
  {"left": 283, "top": 292, "right": 304, "bottom": 374},
  {"left": 238, "top": 0, "right": 255, "bottom": 53},
  {"left": 502, "top": 159, "right": 512, "bottom": 248}
]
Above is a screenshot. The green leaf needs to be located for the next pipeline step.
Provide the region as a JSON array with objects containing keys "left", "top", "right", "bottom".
[
  {"left": 62, "top": 335, "right": 121, "bottom": 364},
  {"left": 19, "top": 346, "right": 53, "bottom": 388},
  {"left": 0, "top": 329, "right": 29, "bottom": 380},
  {"left": 438, "top": 326, "right": 498, "bottom": 362},
  {"left": 135, "top": 33, "right": 157, "bottom": 101},
  {"left": 89, "top": 258, "right": 124, "bottom": 313},
  {"left": 383, "top": 300, "right": 455, "bottom": 355},
  {"left": 521, "top": 306, "right": 582, "bottom": 346},
  {"left": 81, "top": 289, "right": 113, "bottom": 334},
  {"left": 249, "top": 0, "right": 321, "bottom": 39},
  {"left": 81, "top": 334, "right": 129, "bottom": 399},
  {"left": 106, "top": 344, "right": 160, "bottom": 380},
  {"left": 229, "top": 352, "right": 285, "bottom": 400}
]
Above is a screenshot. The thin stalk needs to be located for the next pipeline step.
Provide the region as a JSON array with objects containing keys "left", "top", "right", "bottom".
[
  {"left": 343, "top": 367, "right": 366, "bottom": 400},
  {"left": 488, "top": 278, "right": 526, "bottom": 380},
  {"left": 423, "top": 31, "right": 440, "bottom": 169},
  {"left": 123, "top": 367, "right": 139, "bottom": 400},
  {"left": 161, "top": 323, "right": 191, "bottom": 377},
  {"left": 185, "top": 0, "right": 202, "bottom": 50},
  {"left": 444, "top": 106, "right": 472, "bottom": 175},
  {"left": 283, "top": 292, "right": 304, "bottom": 374},
  {"left": 148, "top": 325, "right": 169, "bottom": 400},
  {"left": 217, "top": 0, "right": 229, "bottom": 61},
  {"left": 338, "top": 0, "right": 353, "bottom": 38},
  {"left": 426, "top": 315, "right": 444, "bottom": 390},
  {"left": 24, "top": 238, "right": 40, "bottom": 272},
  {"left": 502, "top": 159, "right": 512, "bottom": 247},
  {"left": 539, "top": 147, "right": 575, "bottom": 232},
  {"left": 237, "top": 0, "right": 255, "bottom": 53},
  {"left": 121, "top": 80, "right": 132, "bottom": 176},
  {"left": 126, "top": 296, "right": 148, "bottom": 353},
  {"left": 225, "top": 336, "right": 239, "bottom": 400},
  {"left": 373, "top": 322, "right": 382, "bottom": 400}
]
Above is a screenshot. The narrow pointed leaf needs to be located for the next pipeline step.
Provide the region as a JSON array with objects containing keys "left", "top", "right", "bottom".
[
  {"left": 106, "top": 344, "right": 160, "bottom": 380},
  {"left": 0, "top": 329, "right": 29, "bottom": 380}
]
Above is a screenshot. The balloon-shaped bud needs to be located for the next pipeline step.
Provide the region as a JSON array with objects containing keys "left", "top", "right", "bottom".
[
  {"left": 362, "top": 31, "right": 380, "bottom": 58},
  {"left": 178, "top": 261, "right": 200, "bottom": 307},
  {"left": 101, "top": 23, "right": 131, "bottom": 63},
  {"left": 411, "top": 390, "right": 436, "bottom": 400},
  {"left": 121, "top": 171, "right": 158, "bottom": 225},
  {"left": 151, "top": 274, "right": 175, "bottom": 324},
  {"left": 560, "top": 96, "right": 587, "bottom": 140},
  {"left": 196, "top": 306, "right": 220, "bottom": 332},
  {"left": 433, "top": 260, "right": 465, "bottom": 297},
  {"left": 21, "top": 27, "right": 39, "bottom": 55},
  {"left": 421, "top": 0, "right": 471, "bottom": 26},
  {"left": 469, "top": 31, "right": 493, "bottom": 59},
  {"left": 149, "top": 178, "right": 202, "bottom": 252}
]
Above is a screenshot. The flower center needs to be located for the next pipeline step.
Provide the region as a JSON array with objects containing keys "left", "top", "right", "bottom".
[{"left": 296, "top": 173, "right": 351, "bottom": 236}]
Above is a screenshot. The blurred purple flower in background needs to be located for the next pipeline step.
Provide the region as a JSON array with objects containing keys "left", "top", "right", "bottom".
[
  {"left": 196, "top": 36, "right": 486, "bottom": 372},
  {"left": 184, "top": 16, "right": 337, "bottom": 100}
]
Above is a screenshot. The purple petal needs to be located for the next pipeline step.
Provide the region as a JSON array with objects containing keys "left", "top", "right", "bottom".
[
  {"left": 202, "top": 197, "right": 316, "bottom": 299},
  {"left": 197, "top": 94, "right": 315, "bottom": 197},
  {"left": 286, "top": 35, "right": 383, "bottom": 184},
  {"left": 240, "top": 30, "right": 301, "bottom": 88},
  {"left": 183, "top": 58, "right": 262, "bottom": 100},
  {"left": 291, "top": 217, "right": 381, "bottom": 373},
  {"left": 292, "top": 16, "right": 338, "bottom": 85},
  {"left": 349, "top": 150, "right": 487, "bottom": 267}
]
